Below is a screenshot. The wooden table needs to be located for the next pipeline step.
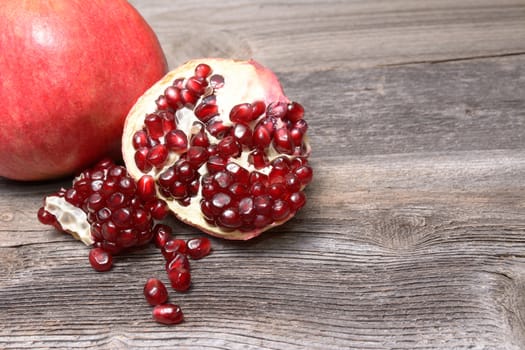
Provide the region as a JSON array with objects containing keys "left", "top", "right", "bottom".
[{"left": 1, "top": 1, "right": 524, "bottom": 349}]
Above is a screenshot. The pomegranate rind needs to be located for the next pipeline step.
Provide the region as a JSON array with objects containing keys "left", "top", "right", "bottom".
[{"left": 122, "top": 58, "right": 311, "bottom": 240}]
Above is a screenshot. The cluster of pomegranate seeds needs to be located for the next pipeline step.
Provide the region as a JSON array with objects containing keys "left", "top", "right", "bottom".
[
  {"left": 130, "top": 62, "right": 313, "bottom": 234},
  {"left": 37, "top": 158, "right": 169, "bottom": 270}
]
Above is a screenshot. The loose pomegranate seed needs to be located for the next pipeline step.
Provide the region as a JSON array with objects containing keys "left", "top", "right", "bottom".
[
  {"left": 153, "top": 303, "right": 184, "bottom": 325},
  {"left": 88, "top": 247, "right": 113, "bottom": 272},
  {"left": 137, "top": 175, "right": 156, "bottom": 201},
  {"left": 37, "top": 207, "right": 56, "bottom": 225},
  {"left": 144, "top": 278, "right": 169, "bottom": 306},
  {"left": 153, "top": 224, "right": 172, "bottom": 249},
  {"left": 168, "top": 267, "right": 191, "bottom": 292},
  {"left": 165, "top": 252, "right": 190, "bottom": 272},
  {"left": 162, "top": 239, "right": 188, "bottom": 261},
  {"left": 186, "top": 237, "right": 211, "bottom": 260}
]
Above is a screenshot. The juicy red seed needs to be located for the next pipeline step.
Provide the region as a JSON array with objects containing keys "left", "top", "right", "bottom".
[
  {"left": 206, "top": 155, "right": 227, "bottom": 174},
  {"left": 295, "top": 165, "right": 313, "bottom": 185},
  {"left": 210, "top": 192, "right": 232, "bottom": 214},
  {"left": 100, "top": 179, "right": 117, "bottom": 197},
  {"left": 137, "top": 175, "right": 156, "bottom": 201},
  {"left": 293, "top": 119, "right": 308, "bottom": 134},
  {"left": 175, "top": 160, "right": 195, "bottom": 181},
  {"left": 97, "top": 207, "right": 112, "bottom": 222},
  {"left": 186, "top": 237, "right": 212, "bottom": 259},
  {"left": 173, "top": 78, "right": 185, "bottom": 89},
  {"left": 88, "top": 248, "right": 113, "bottom": 272},
  {"left": 132, "top": 130, "right": 149, "bottom": 149},
  {"left": 254, "top": 195, "right": 272, "bottom": 215},
  {"left": 148, "top": 199, "right": 169, "bottom": 220},
  {"left": 112, "top": 208, "right": 132, "bottom": 228},
  {"left": 158, "top": 167, "right": 176, "bottom": 188},
  {"left": 65, "top": 188, "right": 82, "bottom": 207},
  {"left": 101, "top": 221, "right": 119, "bottom": 241},
  {"left": 218, "top": 208, "right": 242, "bottom": 229},
  {"left": 271, "top": 156, "right": 291, "bottom": 176},
  {"left": 107, "top": 192, "right": 126, "bottom": 209},
  {"left": 268, "top": 182, "right": 286, "bottom": 199},
  {"left": 186, "top": 76, "right": 208, "bottom": 95},
  {"left": 252, "top": 125, "right": 272, "bottom": 149},
  {"left": 251, "top": 101, "right": 266, "bottom": 119},
  {"left": 194, "top": 101, "right": 218, "bottom": 123},
  {"left": 226, "top": 162, "right": 250, "bottom": 184},
  {"left": 186, "top": 146, "right": 209, "bottom": 168},
  {"left": 37, "top": 207, "right": 56, "bottom": 225},
  {"left": 213, "top": 171, "right": 234, "bottom": 189},
  {"left": 181, "top": 89, "right": 198, "bottom": 107},
  {"left": 271, "top": 199, "right": 290, "bottom": 221},
  {"left": 166, "top": 252, "right": 190, "bottom": 271},
  {"left": 195, "top": 63, "right": 212, "bottom": 78},
  {"left": 217, "top": 136, "right": 241, "bottom": 158},
  {"left": 286, "top": 102, "right": 304, "bottom": 122},
  {"left": 133, "top": 208, "right": 151, "bottom": 231},
  {"left": 147, "top": 144, "right": 168, "bottom": 168},
  {"left": 164, "top": 86, "right": 183, "bottom": 109},
  {"left": 109, "top": 166, "right": 126, "bottom": 178},
  {"left": 290, "top": 128, "right": 304, "bottom": 146},
  {"left": 210, "top": 74, "right": 224, "bottom": 89},
  {"left": 253, "top": 214, "right": 273, "bottom": 228},
  {"left": 285, "top": 173, "right": 301, "bottom": 192},
  {"left": 201, "top": 200, "right": 214, "bottom": 220},
  {"left": 168, "top": 267, "right": 192, "bottom": 292},
  {"left": 144, "top": 278, "right": 169, "bottom": 306},
  {"left": 273, "top": 128, "right": 294, "bottom": 154},
  {"left": 116, "top": 228, "right": 138, "bottom": 248},
  {"left": 156, "top": 95, "right": 170, "bottom": 110},
  {"left": 73, "top": 178, "right": 90, "bottom": 195},
  {"left": 201, "top": 182, "right": 216, "bottom": 199},
  {"left": 119, "top": 177, "right": 136, "bottom": 195},
  {"left": 248, "top": 150, "right": 268, "bottom": 169},
  {"left": 206, "top": 118, "right": 231, "bottom": 138},
  {"left": 287, "top": 191, "right": 306, "bottom": 211},
  {"left": 250, "top": 182, "right": 267, "bottom": 196},
  {"left": 135, "top": 148, "right": 152, "bottom": 173},
  {"left": 144, "top": 113, "right": 164, "bottom": 139},
  {"left": 249, "top": 172, "right": 268, "bottom": 185},
  {"left": 188, "top": 179, "right": 200, "bottom": 196},
  {"left": 163, "top": 239, "right": 188, "bottom": 261},
  {"left": 190, "top": 129, "right": 210, "bottom": 147},
  {"left": 153, "top": 224, "right": 173, "bottom": 249},
  {"left": 238, "top": 197, "right": 255, "bottom": 222},
  {"left": 153, "top": 303, "right": 184, "bottom": 325},
  {"left": 232, "top": 123, "right": 253, "bottom": 147},
  {"left": 266, "top": 101, "right": 288, "bottom": 119},
  {"left": 91, "top": 170, "right": 105, "bottom": 180},
  {"left": 228, "top": 182, "right": 249, "bottom": 198},
  {"left": 230, "top": 103, "right": 253, "bottom": 124},
  {"left": 160, "top": 111, "right": 177, "bottom": 133},
  {"left": 97, "top": 240, "right": 121, "bottom": 255},
  {"left": 137, "top": 229, "right": 155, "bottom": 246}
]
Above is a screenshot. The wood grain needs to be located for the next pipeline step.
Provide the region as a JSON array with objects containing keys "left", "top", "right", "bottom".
[{"left": 1, "top": 1, "right": 525, "bottom": 349}]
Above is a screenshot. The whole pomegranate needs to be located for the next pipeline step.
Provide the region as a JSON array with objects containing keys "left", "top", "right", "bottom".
[
  {"left": 0, "top": 0, "right": 167, "bottom": 181},
  {"left": 122, "top": 59, "right": 313, "bottom": 240}
]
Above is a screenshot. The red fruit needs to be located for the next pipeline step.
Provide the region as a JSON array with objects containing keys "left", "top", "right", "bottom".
[
  {"left": 37, "top": 159, "right": 167, "bottom": 254},
  {"left": 186, "top": 237, "right": 212, "bottom": 260},
  {"left": 162, "top": 239, "right": 188, "bottom": 261},
  {"left": 122, "top": 59, "right": 312, "bottom": 240},
  {"left": 88, "top": 247, "right": 113, "bottom": 272},
  {"left": 168, "top": 268, "right": 192, "bottom": 292},
  {"left": 152, "top": 303, "right": 184, "bottom": 325},
  {"left": 143, "top": 278, "right": 169, "bottom": 306},
  {"left": 0, "top": 0, "right": 167, "bottom": 180}
]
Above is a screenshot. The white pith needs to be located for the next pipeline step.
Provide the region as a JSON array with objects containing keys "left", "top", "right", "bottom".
[
  {"left": 44, "top": 195, "right": 94, "bottom": 245},
  {"left": 122, "top": 58, "right": 311, "bottom": 240}
]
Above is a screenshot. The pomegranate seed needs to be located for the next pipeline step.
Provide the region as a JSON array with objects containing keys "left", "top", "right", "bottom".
[
  {"left": 293, "top": 119, "right": 308, "bottom": 134},
  {"left": 155, "top": 95, "right": 170, "bottom": 110},
  {"left": 266, "top": 101, "right": 288, "bottom": 119},
  {"left": 116, "top": 228, "right": 138, "bottom": 248},
  {"left": 153, "top": 224, "right": 172, "bottom": 249},
  {"left": 206, "top": 118, "right": 231, "bottom": 138},
  {"left": 166, "top": 252, "right": 190, "bottom": 272},
  {"left": 132, "top": 130, "right": 148, "bottom": 149},
  {"left": 186, "top": 237, "right": 211, "bottom": 260},
  {"left": 268, "top": 182, "right": 286, "bottom": 199},
  {"left": 206, "top": 155, "right": 227, "bottom": 174},
  {"left": 134, "top": 148, "right": 152, "bottom": 173},
  {"left": 271, "top": 199, "right": 290, "bottom": 221},
  {"left": 132, "top": 208, "right": 151, "bottom": 231},
  {"left": 251, "top": 101, "right": 266, "bottom": 119},
  {"left": 217, "top": 136, "right": 241, "bottom": 158},
  {"left": 181, "top": 89, "right": 198, "bottom": 107},
  {"left": 112, "top": 208, "right": 132, "bottom": 227},
  {"left": 252, "top": 125, "right": 272, "bottom": 149},
  {"left": 273, "top": 128, "right": 294, "bottom": 154},
  {"left": 218, "top": 208, "right": 242, "bottom": 229},
  {"left": 168, "top": 267, "right": 192, "bottom": 291},
  {"left": 248, "top": 150, "right": 268, "bottom": 169},
  {"left": 37, "top": 208, "right": 56, "bottom": 225},
  {"left": 254, "top": 195, "right": 272, "bottom": 216},
  {"left": 194, "top": 101, "right": 218, "bottom": 123},
  {"left": 230, "top": 103, "right": 253, "bottom": 124},
  {"left": 88, "top": 248, "right": 113, "bottom": 272},
  {"left": 186, "top": 146, "right": 209, "bottom": 168},
  {"left": 153, "top": 303, "right": 184, "bottom": 325},
  {"left": 144, "top": 278, "right": 169, "bottom": 306},
  {"left": 238, "top": 197, "right": 255, "bottom": 223},
  {"left": 186, "top": 76, "right": 208, "bottom": 95},
  {"left": 294, "top": 165, "right": 313, "bottom": 185},
  {"left": 147, "top": 144, "right": 168, "bottom": 168},
  {"left": 160, "top": 111, "right": 176, "bottom": 133},
  {"left": 144, "top": 113, "right": 164, "bottom": 139},
  {"left": 195, "top": 63, "right": 212, "bottom": 78},
  {"left": 173, "top": 78, "right": 184, "bottom": 89},
  {"left": 209, "top": 74, "right": 224, "bottom": 89},
  {"left": 284, "top": 173, "right": 301, "bottom": 192},
  {"left": 164, "top": 130, "right": 188, "bottom": 153},
  {"left": 164, "top": 86, "right": 183, "bottom": 109},
  {"left": 137, "top": 175, "right": 156, "bottom": 201},
  {"left": 232, "top": 123, "right": 253, "bottom": 147},
  {"left": 147, "top": 199, "right": 169, "bottom": 220},
  {"left": 287, "top": 191, "right": 306, "bottom": 211},
  {"left": 65, "top": 188, "right": 82, "bottom": 206},
  {"left": 162, "top": 239, "right": 188, "bottom": 261},
  {"left": 253, "top": 214, "right": 273, "bottom": 228},
  {"left": 190, "top": 128, "right": 210, "bottom": 147},
  {"left": 286, "top": 102, "right": 304, "bottom": 122},
  {"left": 210, "top": 192, "right": 232, "bottom": 215}
]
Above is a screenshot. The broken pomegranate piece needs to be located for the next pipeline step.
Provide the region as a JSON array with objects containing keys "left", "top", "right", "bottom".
[
  {"left": 37, "top": 158, "right": 168, "bottom": 257},
  {"left": 122, "top": 58, "right": 313, "bottom": 240}
]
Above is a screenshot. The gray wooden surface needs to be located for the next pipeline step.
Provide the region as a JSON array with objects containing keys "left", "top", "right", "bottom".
[{"left": 1, "top": 1, "right": 525, "bottom": 349}]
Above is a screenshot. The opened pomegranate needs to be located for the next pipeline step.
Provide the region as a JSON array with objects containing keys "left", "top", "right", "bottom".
[
  {"left": 122, "top": 59, "right": 313, "bottom": 240},
  {"left": 0, "top": 0, "right": 167, "bottom": 181}
]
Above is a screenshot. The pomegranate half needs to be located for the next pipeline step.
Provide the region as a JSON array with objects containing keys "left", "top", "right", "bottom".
[
  {"left": 0, "top": 0, "right": 167, "bottom": 181},
  {"left": 122, "top": 59, "right": 313, "bottom": 240}
]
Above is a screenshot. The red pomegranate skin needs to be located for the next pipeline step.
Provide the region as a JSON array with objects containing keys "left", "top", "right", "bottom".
[{"left": 0, "top": 0, "right": 168, "bottom": 181}]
